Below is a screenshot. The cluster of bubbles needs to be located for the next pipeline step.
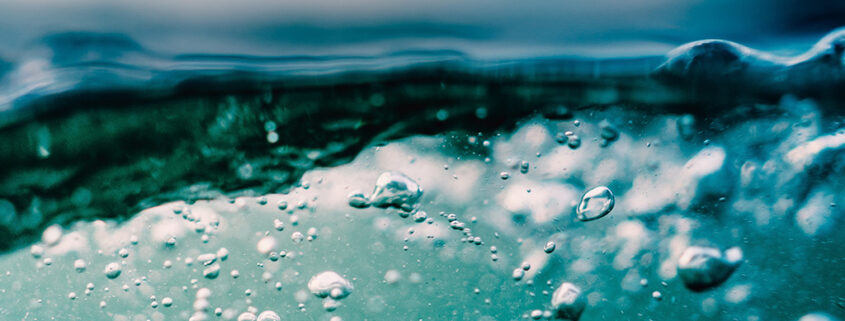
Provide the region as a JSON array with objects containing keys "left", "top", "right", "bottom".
[
  {"left": 337, "top": 156, "right": 753, "bottom": 321},
  {"left": 7, "top": 105, "right": 843, "bottom": 321},
  {"left": 307, "top": 271, "right": 354, "bottom": 311},
  {"left": 347, "top": 171, "right": 424, "bottom": 211}
]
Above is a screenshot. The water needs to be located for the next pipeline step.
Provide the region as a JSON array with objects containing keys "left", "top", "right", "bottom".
[{"left": 0, "top": 3, "right": 844, "bottom": 320}]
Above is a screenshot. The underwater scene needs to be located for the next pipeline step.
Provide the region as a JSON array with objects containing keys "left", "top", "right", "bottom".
[{"left": 0, "top": 0, "right": 843, "bottom": 320}]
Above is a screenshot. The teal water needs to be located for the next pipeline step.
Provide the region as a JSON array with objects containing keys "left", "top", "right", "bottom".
[{"left": 0, "top": 7, "right": 843, "bottom": 320}]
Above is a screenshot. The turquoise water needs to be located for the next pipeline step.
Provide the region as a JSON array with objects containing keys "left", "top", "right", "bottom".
[{"left": 0, "top": 3, "right": 844, "bottom": 320}]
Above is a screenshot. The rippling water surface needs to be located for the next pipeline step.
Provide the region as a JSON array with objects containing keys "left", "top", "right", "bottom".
[{"left": 0, "top": 2, "right": 844, "bottom": 320}]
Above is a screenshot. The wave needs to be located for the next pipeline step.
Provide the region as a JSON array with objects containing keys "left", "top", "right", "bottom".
[{"left": 1, "top": 28, "right": 844, "bottom": 127}]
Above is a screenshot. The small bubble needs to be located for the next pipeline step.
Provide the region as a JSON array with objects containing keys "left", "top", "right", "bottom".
[
  {"left": 273, "top": 219, "right": 285, "bottom": 231},
  {"left": 384, "top": 270, "right": 401, "bottom": 284},
  {"left": 512, "top": 268, "right": 525, "bottom": 281},
  {"left": 347, "top": 192, "right": 371, "bottom": 209},
  {"left": 677, "top": 114, "right": 696, "bottom": 140},
  {"left": 198, "top": 253, "right": 217, "bottom": 266},
  {"left": 203, "top": 264, "right": 221, "bottom": 279},
  {"left": 266, "top": 131, "right": 279, "bottom": 144},
  {"left": 42, "top": 224, "right": 62, "bottom": 246},
  {"left": 519, "top": 161, "right": 530, "bottom": 174},
  {"left": 30, "top": 245, "right": 44, "bottom": 258},
  {"left": 307, "top": 227, "right": 318, "bottom": 240},
  {"left": 257, "top": 236, "right": 277, "bottom": 254},
  {"left": 291, "top": 232, "right": 305, "bottom": 243},
  {"left": 217, "top": 248, "right": 229, "bottom": 261},
  {"left": 566, "top": 133, "right": 581, "bottom": 149},
  {"left": 104, "top": 262, "right": 122, "bottom": 279},
  {"left": 277, "top": 200, "right": 288, "bottom": 210},
  {"left": 598, "top": 119, "right": 619, "bottom": 144},
  {"left": 412, "top": 210, "right": 428, "bottom": 223},
  {"left": 544, "top": 241, "right": 556, "bottom": 254},
  {"left": 74, "top": 259, "right": 87, "bottom": 272}
]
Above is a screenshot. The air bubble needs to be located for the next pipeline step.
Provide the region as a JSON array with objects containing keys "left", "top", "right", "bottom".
[
  {"left": 566, "top": 133, "right": 581, "bottom": 149},
  {"left": 257, "top": 311, "right": 281, "bottom": 321},
  {"left": 30, "top": 245, "right": 44, "bottom": 258},
  {"left": 544, "top": 241, "right": 556, "bottom": 254},
  {"left": 198, "top": 253, "right": 217, "bottom": 266},
  {"left": 347, "top": 192, "right": 371, "bottom": 209},
  {"left": 519, "top": 161, "right": 530, "bottom": 174},
  {"left": 370, "top": 171, "right": 423, "bottom": 210},
  {"left": 551, "top": 282, "right": 586, "bottom": 320},
  {"left": 652, "top": 291, "right": 662, "bottom": 300},
  {"left": 308, "top": 271, "right": 353, "bottom": 299},
  {"left": 217, "top": 248, "right": 229, "bottom": 261},
  {"left": 256, "top": 236, "right": 276, "bottom": 254},
  {"left": 74, "top": 259, "right": 87, "bottom": 272},
  {"left": 42, "top": 225, "right": 62, "bottom": 246},
  {"left": 203, "top": 264, "right": 221, "bottom": 279},
  {"left": 273, "top": 219, "right": 285, "bottom": 231},
  {"left": 104, "top": 262, "right": 122, "bottom": 279},
  {"left": 677, "top": 246, "right": 742, "bottom": 292},
  {"left": 237, "top": 312, "right": 257, "bottom": 321},
  {"left": 413, "top": 210, "right": 428, "bottom": 222},
  {"left": 512, "top": 268, "right": 525, "bottom": 281},
  {"left": 277, "top": 200, "right": 288, "bottom": 210},
  {"left": 576, "top": 186, "right": 615, "bottom": 221}
]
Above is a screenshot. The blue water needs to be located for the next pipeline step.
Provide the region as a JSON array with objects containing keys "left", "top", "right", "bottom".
[{"left": 0, "top": 2, "right": 844, "bottom": 320}]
